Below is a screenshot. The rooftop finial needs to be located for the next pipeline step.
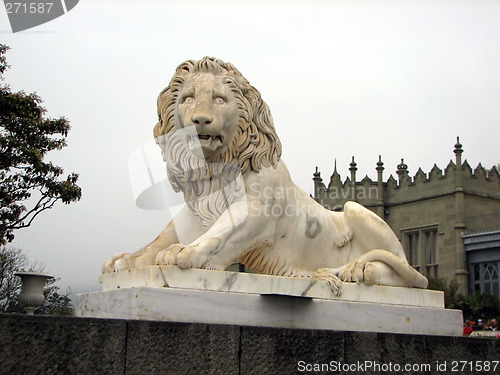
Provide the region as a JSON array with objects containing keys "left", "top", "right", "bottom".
[
  {"left": 376, "top": 155, "right": 384, "bottom": 172},
  {"left": 397, "top": 158, "right": 408, "bottom": 171},
  {"left": 349, "top": 156, "right": 357, "bottom": 172},
  {"left": 454, "top": 136, "right": 463, "bottom": 155},
  {"left": 396, "top": 158, "right": 409, "bottom": 182},
  {"left": 313, "top": 166, "right": 323, "bottom": 186},
  {"left": 377, "top": 155, "right": 384, "bottom": 167}
]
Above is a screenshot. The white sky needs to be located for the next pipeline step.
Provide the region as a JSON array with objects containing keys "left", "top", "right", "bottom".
[{"left": 1, "top": 0, "right": 499, "bottom": 297}]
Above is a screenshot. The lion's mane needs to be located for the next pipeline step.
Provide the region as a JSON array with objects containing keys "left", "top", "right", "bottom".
[{"left": 153, "top": 57, "right": 282, "bottom": 228}]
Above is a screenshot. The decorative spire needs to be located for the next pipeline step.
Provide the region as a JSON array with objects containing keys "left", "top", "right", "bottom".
[
  {"left": 454, "top": 136, "right": 463, "bottom": 156},
  {"left": 375, "top": 155, "right": 385, "bottom": 217},
  {"left": 396, "top": 158, "right": 409, "bottom": 182},
  {"left": 349, "top": 156, "right": 357, "bottom": 201},
  {"left": 349, "top": 156, "right": 357, "bottom": 172},
  {"left": 376, "top": 155, "right": 384, "bottom": 172},
  {"left": 313, "top": 166, "right": 322, "bottom": 183},
  {"left": 397, "top": 158, "right": 408, "bottom": 172}
]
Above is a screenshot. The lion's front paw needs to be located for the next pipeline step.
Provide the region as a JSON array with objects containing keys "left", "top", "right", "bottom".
[
  {"left": 102, "top": 251, "right": 157, "bottom": 274},
  {"left": 102, "top": 253, "right": 127, "bottom": 273},
  {"left": 314, "top": 268, "right": 342, "bottom": 296},
  {"left": 175, "top": 246, "right": 195, "bottom": 269},
  {"left": 155, "top": 244, "right": 185, "bottom": 266}
]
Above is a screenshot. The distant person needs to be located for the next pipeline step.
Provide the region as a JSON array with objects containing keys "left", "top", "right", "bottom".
[
  {"left": 463, "top": 320, "right": 473, "bottom": 336},
  {"left": 485, "top": 319, "right": 498, "bottom": 331},
  {"left": 473, "top": 319, "right": 484, "bottom": 330}
]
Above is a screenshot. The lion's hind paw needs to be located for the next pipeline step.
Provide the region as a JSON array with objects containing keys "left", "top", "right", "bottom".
[
  {"left": 362, "top": 262, "right": 377, "bottom": 285},
  {"left": 314, "top": 268, "right": 342, "bottom": 296},
  {"left": 338, "top": 260, "right": 365, "bottom": 283}
]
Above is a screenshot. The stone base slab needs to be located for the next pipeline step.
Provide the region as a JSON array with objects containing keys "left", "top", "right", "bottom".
[
  {"left": 99, "top": 266, "right": 444, "bottom": 308},
  {"left": 76, "top": 286, "right": 463, "bottom": 336}
]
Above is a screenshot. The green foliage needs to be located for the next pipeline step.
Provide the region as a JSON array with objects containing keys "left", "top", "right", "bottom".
[
  {"left": 0, "top": 246, "right": 73, "bottom": 315},
  {"left": 0, "top": 45, "right": 9, "bottom": 76},
  {"left": 0, "top": 44, "right": 81, "bottom": 244},
  {"left": 456, "top": 293, "right": 500, "bottom": 321}
]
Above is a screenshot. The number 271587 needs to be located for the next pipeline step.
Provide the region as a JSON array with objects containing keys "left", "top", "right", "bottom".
[{"left": 5, "top": 3, "right": 53, "bottom": 14}]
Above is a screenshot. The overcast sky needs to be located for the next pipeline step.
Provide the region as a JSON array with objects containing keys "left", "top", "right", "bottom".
[{"left": 1, "top": 0, "right": 499, "bottom": 297}]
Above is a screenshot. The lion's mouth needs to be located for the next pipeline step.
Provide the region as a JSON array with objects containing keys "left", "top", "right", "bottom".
[
  {"left": 198, "top": 134, "right": 222, "bottom": 142},
  {"left": 187, "top": 134, "right": 223, "bottom": 151}
]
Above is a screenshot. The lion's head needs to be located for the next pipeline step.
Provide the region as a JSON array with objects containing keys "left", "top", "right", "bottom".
[{"left": 154, "top": 57, "right": 282, "bottom": 175}]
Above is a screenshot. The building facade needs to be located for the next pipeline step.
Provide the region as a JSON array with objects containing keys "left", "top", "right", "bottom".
[{"left": 312, "top": 138, "right": 500, "bottom": 297}]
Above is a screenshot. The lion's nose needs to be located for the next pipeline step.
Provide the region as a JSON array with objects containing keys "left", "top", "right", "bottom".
[{"left": 191, "top": 111, "right": 213, "bottom": 126}]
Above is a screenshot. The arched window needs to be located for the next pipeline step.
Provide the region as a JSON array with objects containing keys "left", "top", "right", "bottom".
[{"left": 471, "top": 261, "right": 500, "bottom": 298}]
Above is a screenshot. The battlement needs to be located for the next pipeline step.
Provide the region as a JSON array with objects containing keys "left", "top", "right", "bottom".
[{"left": 313, "top": 138, "right": 500, "bottom": 211}]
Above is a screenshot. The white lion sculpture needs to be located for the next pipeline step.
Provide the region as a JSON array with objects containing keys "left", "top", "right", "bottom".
[{"left": 103, "top": 57, "right": 428, "bottom": 295}]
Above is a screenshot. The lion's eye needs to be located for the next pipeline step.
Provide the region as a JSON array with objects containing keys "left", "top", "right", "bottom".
[
  {"left": 182, "top": 96, "right": 194, "bottom": 104},
  {"left": 214, "top": 97, "right": 225, "bottom": 104}
]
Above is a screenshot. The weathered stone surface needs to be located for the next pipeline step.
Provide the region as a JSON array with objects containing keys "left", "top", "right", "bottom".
[
  {"left": 1, "top": 314, "right": 499, "bottom": 375},
  {"left": 240, "top": 326, "right": 344, "bottom": 374},
  {"left": 76, "top": 287, "right": 463, "bottom": 336},
  {"left": 99, "top": 266, "right": 445, "bottom": 307},
  {"left": 426, "top": 334, "right": 500, "bottom": 367},
  {"left": 125, "top": 320, "right": 239, "bottom": 375},
  {"left": 345, "top": 332, "right": 428, "bottom": 374},
  {"left": 0, "top": 314, "right": 125, "bottom": 374}
]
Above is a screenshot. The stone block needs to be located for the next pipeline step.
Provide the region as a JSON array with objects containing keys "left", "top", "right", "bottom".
[
  {"left": 0, "top": 314, "right": 125, "bottom": 374},
  {"left": 125, "top": 320, "right": 239, "bottom": 375},
  {"left": 240, "top": 326, "right": 344, "bottom": 374},
  {"left": 76, "top": 286, "right": 463, "bottom": 336}
]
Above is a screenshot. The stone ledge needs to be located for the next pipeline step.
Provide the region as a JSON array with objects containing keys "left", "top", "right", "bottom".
[
  {"left": 76, "top": 286, "right": 463, "bottom": 336},
  {"left": 99, "top": 266, "right": 444, "bottom": 308}
]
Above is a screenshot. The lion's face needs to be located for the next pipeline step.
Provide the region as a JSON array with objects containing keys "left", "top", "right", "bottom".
[
  {"left": 174, "top": 73, "right": 241, "bottom": 161},
  {"left": 155, "top": 57, "right": 282, "bottom": 177}
]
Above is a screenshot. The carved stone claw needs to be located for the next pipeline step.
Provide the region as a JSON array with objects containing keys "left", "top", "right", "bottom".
[
  {"left": 339, "top": 260, "right": 366, "bottom": 283},
  {"left": 155, "top": 244, "right": 185, "bottom": 266},
  {"left": 314, "top": 268, "right": 342, "bottom": 296}
]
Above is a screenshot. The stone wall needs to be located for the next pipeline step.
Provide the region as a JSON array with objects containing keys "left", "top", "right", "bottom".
[{"left": 1, "top": 314, "right": 499, "bottom": 375}]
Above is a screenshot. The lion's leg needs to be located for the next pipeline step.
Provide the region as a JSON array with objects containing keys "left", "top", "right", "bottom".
[
  {"left": 339, "top": 249, "right": 428, "bottom": 288},
  {"left": 363, "top": 261, "right": 410, "bottom": 287},
  {"left": 314, "top": 259, "right": 417, "bottom": 295},
  {"left": 102, "top": 205, "right": 205, "bottom": 273},
  {"left": 157, "top": 200, "right": 272, "bottom": 270},
  {"left": 102, "top": 220, "right": 179, "bottom": 273}
]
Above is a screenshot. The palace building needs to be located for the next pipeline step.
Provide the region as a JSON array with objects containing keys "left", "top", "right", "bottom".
[{"left": 312, "top": 138, "right": 500, "bottom": 297}]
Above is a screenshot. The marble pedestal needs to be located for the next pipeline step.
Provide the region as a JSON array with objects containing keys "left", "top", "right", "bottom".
[{"left": 76, "top": 266, "right": 463, "bottom": 336}]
